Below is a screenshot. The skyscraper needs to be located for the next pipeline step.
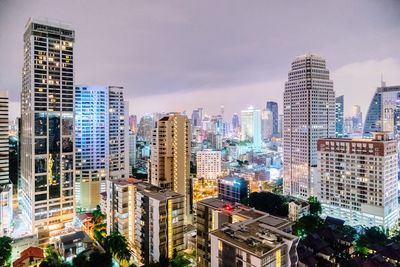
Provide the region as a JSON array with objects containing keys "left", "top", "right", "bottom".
[
  {"left": 74, "top": 86, "right": 129, "bottom": 210},
  {"left": 137, "top": 115, "right": 154, "bottom": 142},
  {"left": 191, "top": 108, "right": 203, "bottom": 127},
  {"left": 351, "top": 105, "right": 363, "bottom": 135},
  {"left": 0, "top": 91, "right": 12, "bottom": 236},
  {"left": 266, "top": 101, "right": 279, "bottom": 135},
  {"left": 231, "top": 113, "right": 240, "bottom": 130},
  {"left": 240, "top": 107, "right": 262, "bottom": 148},
  {"left": 335, "top": 95, "right": 344, "bottom": 137},
  {"left": 128, "top": 114, "right": 137, "bottom": 133},
  {"left": 261, "top": 109, "right": 273, "bottom": 140},
  {"left": 318, "top": 133, "right": 398, "bottom": 229},
  {"left": 363, "top": 83, "right": 400, "bottom": 138},
  {"left": 20, "top": 18, "right": 75, "bottom": 243},
  {"left": 283, "top": 54, "right": 335, "bottom": 199},
  {"left": 150, "top": 113, "right": 191, "bottom": 218}
]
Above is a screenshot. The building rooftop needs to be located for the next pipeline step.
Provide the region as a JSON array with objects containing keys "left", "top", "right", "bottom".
[
  {"left": 13, "top": 246, "right": 44, "bottom": 267},
  {"left": 211, "top": 216, "right": 297, "bottom": 257}
]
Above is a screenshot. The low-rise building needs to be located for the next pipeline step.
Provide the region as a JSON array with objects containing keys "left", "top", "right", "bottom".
[
  {"left": 209, "top": 215, "right": 299, "bottom": 267},
  {"left": 57, "top": 231, "right": 93, "bottom": 260},
  {"left": 288, "top": 200, "right": 310, "bottom": 222},
  {"left": 13, "top": 247, "right": 44, "bottom": 267}
]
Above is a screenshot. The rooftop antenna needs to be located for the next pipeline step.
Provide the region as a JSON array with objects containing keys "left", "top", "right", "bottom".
[{"left": 381, "top": 73, "right": 386, "bottom": 87}]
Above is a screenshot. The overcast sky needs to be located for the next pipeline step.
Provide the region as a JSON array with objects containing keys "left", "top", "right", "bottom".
[{"left": 1, "top": 0, "right": 400, "bottom": 120}]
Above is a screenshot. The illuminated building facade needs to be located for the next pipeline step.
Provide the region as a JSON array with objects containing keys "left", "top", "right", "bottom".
[
  {"left": 20, "top": 18, "right": 75, "bottom": 244},
  {"left": 261, "top": 109, "right": 273, "bottom": 141},
  {"left": 335, "top": 95, "right": 344, "bottom": 137},
  {"left": 283, "top": 54, "right": 335, "bottom": 200},
  {"left": 150, "top": 113, "right": 191, "bottom": 218},
  {"left": 0, "top": 91, "right": 12, "bottom": 236},
  {"left": 241, "top": 107, "right": 262, "bottom": 148},
  {"left": 196, "top": 150, "right": 221, "bottom": 180},
  {"left": 318, "top": 133, "right": 399, "bottom": 229},
  {"left": 107, "top": 178, "right": 184, "bottom": 266},
  {"left": 218, "top": 175, "right": 249, "bottom": 203}
]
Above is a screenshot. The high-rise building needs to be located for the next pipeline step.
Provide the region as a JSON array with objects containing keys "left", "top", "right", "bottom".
[
  {"left": 218, "top": 175, "right": 249, "bottom": 204},
  {"left": 231, "top": 113, "right": 240, "bottom": 130},
  {"left": 266, "top": 101, "right": 279, "bottom": 135},
  {"left": 0, "top": 91, "right": 12, "bottom": 236},
  {"left": 335, "top": 95, "right": 344, "bottom": 137},
  {"left": 318, "top": 133, "right": 399, "bottom": 229},
  {"left": 74, "top": 86, "right": 128, "bottom": 210},
  {"left": 107, "top": 178, "right": 184, "bottom": 266},
  {"left": 283, "top": 54, "right": 335, "bottom": 200},
  {"left": 150, "top": 113, "right": 191, "bottom": 218},
  {"left": 261, "top": 109, "right": 273, "bottom": 141},
  {"left": 20, "top": 18, "right": 75, "bottom": 243},
  {"left": 196, "top": 150, "right": 222, "bottom": 180},
  {"left": 363, "top": 83, "right": 400, "bottom": 138},
  {"left": 209, "top": 207, "right": 298, "bottom": 267},
  {"left": 129, "top": 131, "right": 136, "bottom": 173},
  {"left": 137, "top": 115, "right": 154, "bottom": 142},
  {"left": 351, "top": 105, "right": 363, "bottom": 135},
  {"left": 241, "top": 107, "right": 262, "bottom": 148},
  {"left": 128, "top": 115, "right": 137, "bottom": 133}
]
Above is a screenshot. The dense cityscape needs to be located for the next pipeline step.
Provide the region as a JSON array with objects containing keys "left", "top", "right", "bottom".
[{"left": 1, "top": 1, "right": 400, "bottom": 267}]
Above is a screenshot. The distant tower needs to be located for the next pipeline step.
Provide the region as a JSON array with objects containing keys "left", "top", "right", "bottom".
[
  {"left": 241, "top": 107, "right": 262, "bottom": 148},
  {"left": 283, "top": 54, "right": 335, "bottom": 199},
  {"left": 335, "top": 95, "right": 344, "bottom": 137},
  {"left": 266, "top": 101, "right": 279, "bottom": 136}
]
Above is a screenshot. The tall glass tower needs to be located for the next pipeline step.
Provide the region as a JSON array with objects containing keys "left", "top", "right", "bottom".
[
  {"left": 283, "top": 54, "right": 335, "bottom": 200},
  {"left": 266, "top": 101, "right": 279, "bottom": 136},
  {"left": 20, "top": 18, "right": 75, "bottom": 244}
]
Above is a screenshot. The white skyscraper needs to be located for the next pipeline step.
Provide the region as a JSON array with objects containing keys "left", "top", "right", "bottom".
[
  {"left": 283, "top": 54, "right": 335, "bottom": 200},
  {"left": 75, "top": 86, "right": 129, "bottom": 210},
  {"left": 318, "top": 133, "right": 398, "bottom": 229},
  {"left": 261, "top": 109, "right": 273, "bottom": 141},
  {"left": 20, "top": 18, "right": 75, "bottom": 244},
  {"left": 240, "top": 107, "right": 262, "bottom": 148}
]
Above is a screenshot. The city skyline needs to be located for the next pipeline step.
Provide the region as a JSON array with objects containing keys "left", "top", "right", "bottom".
[{"left": 1, "top": 1, "right": 400, "bottom": 120}]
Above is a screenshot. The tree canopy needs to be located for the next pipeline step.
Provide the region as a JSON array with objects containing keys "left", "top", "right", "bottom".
[
  {"left": 0, "top": 236, "right": 12, "bottom": 267},
  {"left": 246, "top": 191, "right": 288, "bottom": 217}
]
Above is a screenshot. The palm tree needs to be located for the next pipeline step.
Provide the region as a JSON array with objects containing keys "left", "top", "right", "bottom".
[
  {"left": 104, "top": 231, "right": 132, "bottom": 264},
  {"left": 92, "top": 223, "right": 107, "bottom": 245},
  {"left": 91, "top": 205, "right": 106, "bottom": 225}
]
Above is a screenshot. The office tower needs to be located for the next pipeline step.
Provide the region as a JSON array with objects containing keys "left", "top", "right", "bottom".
[
  {"left": 196, "top": 150, "right": 222, "bottom": 180},
  {"left": 196, "top": 198, "right": 272, "bottom": 267},
  {"left": 128, "top": 115, "right": 137, "bottom": 133},
  {"left": 318, "top": 133, "right": 399, "bottom": 229},
  {"left": 129, "top": 131, "right": 136, "bottom": 172},
  {"left": 241, "top": 107, "right": 262, "bottom": 148},
  {"left": 231, "top": 113, "right": 240, "bottom": 130},
  {"left": 0, "top": 91, "right": 12, "bottom": 236},
  {"left": 344, "top": 116, "right": 353, "bottom": 135},
  {"left": 209, "top": 208, "right": 298, "bottom": 267},
  {"left": 261, "top": 109, "right": 273, "bottom": 141},
  {"left": 278, "top": 114, "right": 283, "bottom": 137},
  {"left": 266, "top": 101, "right": 279, "bottom": 135},
  {"left": 137, "top": 115, "right": 154, "bottom": 142},
  {"left": 75, "top": 86, "right": 128, "bottom": 210},
  {"left": 351, "top": 105, "right": 363, "bottom": 135},
  {"left": 207, "top": 132, "right": 222, "bottom": 151},
  {"left": 363, "top": 83, "right": 400, "bottom": 137},
  {"left": 335, "top": 95, "right": 344, "bottom": 137},
  {"left": 218, "top": 175, "right": 249, "bottom": 203},
  {"left": 20, "top": 18, "right": 75, "bottom": 243},
  {"left": 150, "top": 113, "right": 191, "bottom": 218},
  {"left": 107, "top": 178, "right": 184, "bottom": 266},
  {"left": 283, "top": 54, "right": 335, "bottom": 200}
]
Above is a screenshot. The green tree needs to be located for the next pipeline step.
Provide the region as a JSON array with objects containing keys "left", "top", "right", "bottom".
[
  {"left": 104, "top": 231, "right": 132, "bottom": 263},
  {"left": 308, "top": 196, "right": 322, "bottom": 216},
  {"left": 40, "top": 245, "right": 63, "bottom": 267},
  {"left": 171, "top": 252, "right": 192, "bottom": 267},
  {"left": 0, "top": 236, "right": 12, "bottom": 267},
  {"left": 88, "top": 249, "right": 112, "bottom": 267},
  {"left": 247, "top": 192, "right": 288, "bottom": 217},
  {"left": 292, "top": 215, "right": 323, "bottom": 239},
  {"left": 91, "top": 205, "right": 106, "bottom": 225},
  {"left": 356, "top": 226, "right": 388, "bottom": 255},
  {"left": 72, "top": 252, "right": 89, "bottom": 267},
  {"left": 92, "top": 223, "right": 107, "bottom": 245}
]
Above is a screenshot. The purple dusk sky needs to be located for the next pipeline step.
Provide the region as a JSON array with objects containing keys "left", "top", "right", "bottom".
[{"left": 1, "top": 0, "right": 400, "bottom": 120}]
